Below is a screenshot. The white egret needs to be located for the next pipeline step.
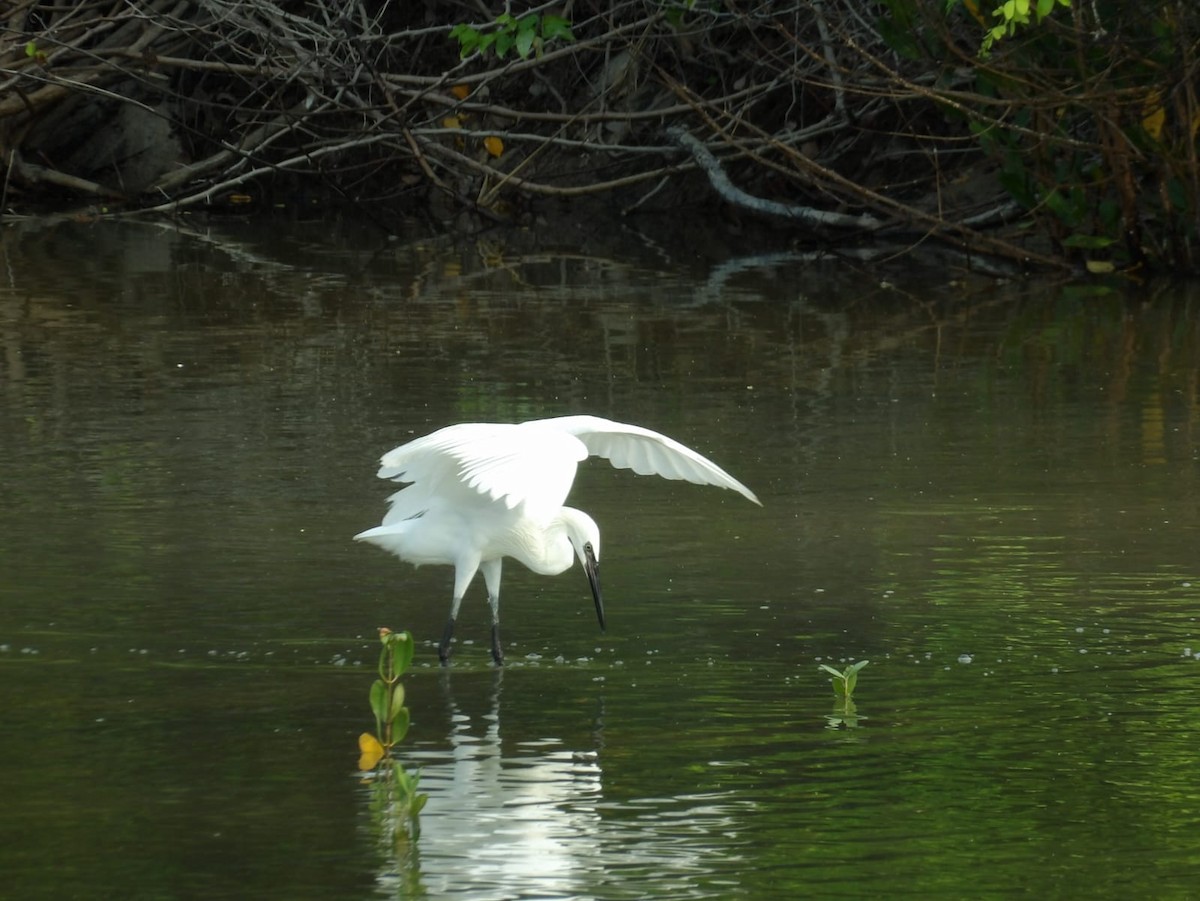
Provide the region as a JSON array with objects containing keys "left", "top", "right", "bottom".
[{"left": 354, "top": 414, "right": 760, "bottom": 665}]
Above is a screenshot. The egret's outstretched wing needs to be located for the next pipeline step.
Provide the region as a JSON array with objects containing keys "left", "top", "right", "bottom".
[
  {"left": 547, "top": 415, "right": 761, "bottom": 505},
  {"left": 376, "top": 422, "right": 586, "bottom": 523}
]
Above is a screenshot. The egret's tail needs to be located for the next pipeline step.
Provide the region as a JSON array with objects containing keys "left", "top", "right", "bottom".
[{"left": 353, "top": 523, "right": 409, "bottom": 556}]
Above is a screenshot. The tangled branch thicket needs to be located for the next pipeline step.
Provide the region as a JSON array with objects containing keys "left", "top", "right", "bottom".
[{"left": 2, "top": 1, "right": 1197, "bottom": 271}]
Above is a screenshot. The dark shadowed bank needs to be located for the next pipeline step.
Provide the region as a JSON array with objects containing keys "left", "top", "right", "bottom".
[{"left": 2, "top": 1, "right": 1197, "bottom": 273}]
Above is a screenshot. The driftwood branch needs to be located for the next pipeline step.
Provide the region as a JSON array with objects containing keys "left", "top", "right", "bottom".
[{"left": 668, "top": 126, "right": 883, "bottom": 230}]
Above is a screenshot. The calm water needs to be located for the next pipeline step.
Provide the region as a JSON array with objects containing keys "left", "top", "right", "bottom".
[{"left": 2, "top": 218, "right": 1199, "bottom": 899}]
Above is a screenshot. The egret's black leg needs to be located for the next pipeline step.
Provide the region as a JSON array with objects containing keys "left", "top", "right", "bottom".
[
  {"left": 490, "top": 623, "right": 504, "bottom": 666},
  {"left": 439, "top": 617, "right": 456, "bottom": 665},
  {"left": 480, "top": 562, "right": 503, "bottom": 667}
]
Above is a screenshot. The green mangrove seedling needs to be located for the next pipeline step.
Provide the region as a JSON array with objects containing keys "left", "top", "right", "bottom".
[
  {"left": 819, "top": 659, "right": 869, "bottom": 702},
  {"left": 360, "top": 628, "right": 427, "bottom": 840}
]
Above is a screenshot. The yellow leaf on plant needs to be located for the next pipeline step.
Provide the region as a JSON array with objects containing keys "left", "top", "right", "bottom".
[
  {"left": 442, "top": 116, "right": 462, "bottom": 130},
  {"left": 450, "top": 84, "right": 470, "bottom": 100},
  {"left": 358, "top": 732, "right": 385, "bottom": 771},
  {"left": 1085, "top": 259, "right": 1115, "bottom": 274},
  {"left": 1142, "top": 106, "right": 1161, "bottom": 140},
  {"left": 961, "top": 0, "right": 987, "bottom": 26},
  {"left": 1137, "top": 89, "right": 1166, "bottom": 140},
  {"left": 483, "top": 135, "right": 504, "bottom": 158}
]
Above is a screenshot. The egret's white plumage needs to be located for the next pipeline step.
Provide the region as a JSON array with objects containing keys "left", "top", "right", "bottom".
[{"left": 355, "top": 415, "right": 760, "bottom": 664}]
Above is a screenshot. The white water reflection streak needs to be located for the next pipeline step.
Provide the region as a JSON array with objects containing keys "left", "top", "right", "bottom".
[{"left": 368, "top": 672, "right": 750, "bottom": 900}]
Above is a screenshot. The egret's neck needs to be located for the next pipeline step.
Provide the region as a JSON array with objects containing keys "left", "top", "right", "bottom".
[{"left": 505, "top": 507, "right": 598, "bottom": 576}]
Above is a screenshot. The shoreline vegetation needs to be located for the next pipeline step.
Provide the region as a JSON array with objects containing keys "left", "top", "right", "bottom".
[{"left": 2, "top": 1, "right": 1196, "bottom": 273}]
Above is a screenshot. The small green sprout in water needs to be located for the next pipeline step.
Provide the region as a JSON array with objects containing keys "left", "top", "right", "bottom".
[
  {"left": 819, "top": 659, "right": 868, "bottom": 701},
  {"left": 359, "top": 628, "right": 428, "bottom": 841},
  {"left": 820, "top": 659, "right": 868, "bottom": 729}
]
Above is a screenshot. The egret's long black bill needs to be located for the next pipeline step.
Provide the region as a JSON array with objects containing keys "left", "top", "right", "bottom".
[{"left": 584, "top": 544, "right": 604, "bottom": 632}]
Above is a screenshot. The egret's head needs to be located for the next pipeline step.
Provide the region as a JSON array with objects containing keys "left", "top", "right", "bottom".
[{"left": 561, "top": 508, "right": 604, "bottom": 632}]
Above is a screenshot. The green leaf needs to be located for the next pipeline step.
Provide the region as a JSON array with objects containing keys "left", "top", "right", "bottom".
[
  {"left": 398, "top": 632, "right": 416, "bottom": 675},
  {"left": 1097, "top": 199, "right": 1121, "bottom": 231},
  {"left": 449, "top": 24, "right": 481, "bottom": 57},
  {"left": 1062, "top": 233, "right": 1117, "bottom": 249},
  {"left": 383, "top": 629, "right": 414, "bottom": 675},
  {"left": 25, "top": 41, "right": 37, "bottom": 58},
  {"left": 998, "top": 169, "right": 1035, "bottom": 208},
  {"left": 515, "top": 26, "right": 535, "bottom": 59},
  {"left": 377, "top": 643, "right": 391, "bottom": 682},
  {"left": 541, "top": 15, "right": 575, "bottom": 43},
  {"left": 1043, "top": 188, "right": 1073, "bottom": 221},
  {"left": 369, "top": 679, "right": 388, "bottom": 730},
  {"left": 818, "top": 664, "right": 845, "bottom": 678},
  {"left": 391, "top": 705, "right": 410, "bottom": 741},
  {"left": 1035, "top": 0, "right": 1054, "bottom": 17},
  {"left": 1165, "top": 177, "right": 1188, "bottom": 211},
  {"left": 876, "top": 15, "right": 924, "bottom": 61},
  {"left": 494, "top": 32, "right": 514, "bottom": 58},
  {"left": 391, "top": 682, "right": 406, "bottom": 715}
]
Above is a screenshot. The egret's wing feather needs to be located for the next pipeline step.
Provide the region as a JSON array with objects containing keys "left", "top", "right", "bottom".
[
  {"left": 456, "top": 424, "right": 585, "bottom": 520},
  {"left": 375, "top": 422, "right": 585, "bottom": 523},
  {"left": 377, "top": 423, "right": 498, "bottom": 482},
  {"left": 548, "top": 414, "right": 761, "bottom": 505},
  {"left": 377, "top": 424, "right": 499, "bottom": 524}
]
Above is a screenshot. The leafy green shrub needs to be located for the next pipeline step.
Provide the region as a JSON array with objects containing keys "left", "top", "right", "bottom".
[{"left": 450, "top": 14, "right": 574, "bottom": 60}]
